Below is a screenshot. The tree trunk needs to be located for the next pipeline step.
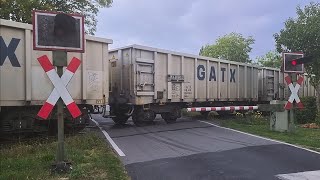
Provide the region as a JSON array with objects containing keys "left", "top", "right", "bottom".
[{"left": 316, "top": 85, "right": 320, "bottom": 113}]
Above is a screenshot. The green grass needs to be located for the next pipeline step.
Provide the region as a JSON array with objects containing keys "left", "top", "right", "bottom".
[
  {"left": 0, "top": 132, "right": 129, "bottom": 180},
  {"left": 218, "top": 116, "right": 320, "bottom": 152}
]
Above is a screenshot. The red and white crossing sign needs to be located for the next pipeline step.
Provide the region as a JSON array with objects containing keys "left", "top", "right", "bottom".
[
  {"left": 37, "top": 55, "right": 82, "bottom": 119},
  {"left": 284, "top": 75, "right": 304, "bottom": 110}
]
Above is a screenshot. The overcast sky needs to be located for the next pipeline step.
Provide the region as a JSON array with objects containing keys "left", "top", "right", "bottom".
[{"left": 95, "top": 0, "right": 313, "bottom": 61}]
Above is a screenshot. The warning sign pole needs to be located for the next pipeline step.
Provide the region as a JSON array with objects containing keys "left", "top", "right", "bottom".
[
  {"left": 52, "top": 50, "right": 71, "bottom": 172},
  {"left": 32, "top": 10, "right": 85, "bottom": 173},
  {"left": 37, "top": 52, "right": 82, "bottom": 172},
  {"left": 282, "top": 51, "right": 312, "bottom": 132},
  {"left": 57, "top": 64, "right": 65, "bottom": 164},
  {"left": 289, "top": 73, "right": 296, "bottom": 133}
]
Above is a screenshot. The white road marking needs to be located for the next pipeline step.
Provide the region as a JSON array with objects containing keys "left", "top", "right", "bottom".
[
  {"left": 91, "top": 118, "right": 126, "bottom": 157},
  {"left": 199, "top": 120, "right": 320, "bottom": 155},
  {"left": 276, "top": 170, "right": 320, "bottom": 180}
]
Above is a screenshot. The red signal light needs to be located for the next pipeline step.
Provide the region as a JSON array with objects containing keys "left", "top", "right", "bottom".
[{"left": 291, "top": 60, "right": 297, "bottom": 66}]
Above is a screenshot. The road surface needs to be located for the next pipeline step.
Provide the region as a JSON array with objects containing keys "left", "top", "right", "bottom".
[{"left": 91, "top": 114, "right": 320, "bottom": 180}]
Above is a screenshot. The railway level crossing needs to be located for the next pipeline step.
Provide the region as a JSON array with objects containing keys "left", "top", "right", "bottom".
[{"left": 186, "top": 52, "right": 313, "bottom": 133}]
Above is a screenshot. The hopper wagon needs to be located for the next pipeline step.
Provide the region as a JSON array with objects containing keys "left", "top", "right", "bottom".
[{"left": 109, "top": 45, "right": 260, "bottom": 126}]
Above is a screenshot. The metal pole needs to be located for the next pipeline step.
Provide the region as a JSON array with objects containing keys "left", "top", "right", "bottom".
[
  {"left": 289, "top": 104, "right": 295, "bottom": 132},
  {"left": 288, "top": 73, "right": 296, "bottom": 132},
  {"left": 51, "top": 51, "right": 71, "bottom": 173},
  {"left": 57, "top": 66, "right": 65, "bottom": 162}
]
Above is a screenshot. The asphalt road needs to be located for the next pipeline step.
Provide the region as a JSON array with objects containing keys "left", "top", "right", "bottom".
[{"left": 91, "top": 114, "right": 320, "bottom": 180}]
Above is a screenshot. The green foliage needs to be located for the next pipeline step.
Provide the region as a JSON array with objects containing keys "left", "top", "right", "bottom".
[
  {"left": 316, "top": 112, "right": 320, "bottom": 125},
  {"left": 274, "top": 2, "right": 320, "bottom": 105},
  {"left": 295, "top": 96, "right": 317, "bottom": 124},
  {"left": 199, "top": 32, "right": 255, "bottom": 63},
  {"left": 235, "top": 111, "right": 268, "bottom": 125},
  {"left": 256, "top": 50, "right": 282, "bottom": 68},
  {"left": 0, "top": 0, "right": 113, "bottom": 35},
  {"left": 207, "top": 111, "right": 217, "bottom": 120}
]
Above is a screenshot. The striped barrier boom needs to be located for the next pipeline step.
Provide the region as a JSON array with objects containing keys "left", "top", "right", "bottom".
[{"left": 187, "top": 106, "right": 258, "bottom": 112}]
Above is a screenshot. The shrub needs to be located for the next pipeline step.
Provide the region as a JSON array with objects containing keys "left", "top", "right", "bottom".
[
  {"left": 207, "top": 111, "right": 218, "bottom": 120},
  {"left": 316, "top": 112, "right": 320, "bottom": 125},
  {"left": 295, "top": 96, "right": 317, "bottom": 124},
  {"left": 234, "top": 111, "right": 268, "bottom": 125}
]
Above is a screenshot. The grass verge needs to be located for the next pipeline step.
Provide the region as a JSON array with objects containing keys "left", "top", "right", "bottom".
[
  {"left": 0, "top": 132, "right": 129, "bottom": 180},
  {"left": 217, "top": 116, "right": 320, "bottom": 152}
]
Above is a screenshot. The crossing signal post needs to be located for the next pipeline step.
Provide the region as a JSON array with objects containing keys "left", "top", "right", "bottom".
[
  {"left": 33, "top": 10, "right": 85, "bottom": 173},
  {"left": 282, "top": 52, "right": 314, "bottom": 132}
]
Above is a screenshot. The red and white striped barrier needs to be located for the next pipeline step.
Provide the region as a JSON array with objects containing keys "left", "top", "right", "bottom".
[
  {"left": 285, "top": 75, "right": 304, "bottom": 110},
  {"left": 187, "top": 106, "right": 258, "bottom": 112},
  {"left": 37, "top": 55, "right": 82, "bottom": 119}
]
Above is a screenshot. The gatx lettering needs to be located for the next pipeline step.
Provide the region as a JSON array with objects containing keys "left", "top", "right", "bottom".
[
  {"left": 197, "top": 65, "right": 236, "bottom": 82},
  {"left": 0, "top": 36, "right": 21, "bottom": 67}
]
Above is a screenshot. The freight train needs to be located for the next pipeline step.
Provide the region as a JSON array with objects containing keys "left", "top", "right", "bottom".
[
  {"left": 107, "top": 45, "right": 315, "bottom": 125},
  {"left": 0, "top": 19, "right": 316, "bottom": 134}
]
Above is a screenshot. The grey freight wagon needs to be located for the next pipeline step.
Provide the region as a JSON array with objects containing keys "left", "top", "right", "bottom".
[{"left": 108, "top": 44, "right": 262, "bottom": 126}]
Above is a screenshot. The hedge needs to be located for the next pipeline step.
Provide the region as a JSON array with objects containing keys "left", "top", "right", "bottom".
[{"left": 295, "top": 96, "right": 317, "bottom": 124}]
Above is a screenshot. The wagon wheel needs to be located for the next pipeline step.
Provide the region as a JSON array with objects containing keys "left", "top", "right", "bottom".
[
  {"left": 112, "top": 114, "right": 129, "bottom": 125},
  {"left": 132, "top": 107, "right": 146, "bottom": 126},
  {"left": 161, "top": 113, "right": 177, "bottom": 124},
  {"left": 132, "top": 107, "right": 156, "bottom": 126},
  {"left": 162, "top": 107, "right": 181, "bottom": 124},
  {"left": 144, "top": 110, "right": 156, "bottom": 122}
]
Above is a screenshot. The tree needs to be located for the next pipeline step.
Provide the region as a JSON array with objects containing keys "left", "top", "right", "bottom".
[
  {"left": 274, "top": 2, "right": 320, "bottom": 111},
  {"left": 256, "top": 50, "right": 282, "bottom": 68},
  {"left": 0, "top": 0, "right": 113, "bottom": 35},
  {"left": 199, "top": 32, "right": 255, "bottom": 63}
]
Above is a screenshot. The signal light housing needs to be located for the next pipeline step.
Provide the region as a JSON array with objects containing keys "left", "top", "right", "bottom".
[
  {"left": 32, "top": 10, "right": 85, "bottom": 52},
  {"left": 293, "top": 56, "right": 313, "bottom": 65},
  {"left": 283, "top": 52, "right": 304, "bottom": 73}
]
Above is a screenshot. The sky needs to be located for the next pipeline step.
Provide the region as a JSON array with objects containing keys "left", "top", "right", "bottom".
[{"left": 95, "top": 0, "right": 313, "bottom": 61}]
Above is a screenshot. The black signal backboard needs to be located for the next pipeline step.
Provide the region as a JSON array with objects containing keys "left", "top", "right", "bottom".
[
  {"left": 32, "top": 10, "right": 85, "bottom": 53},
  {"left": 282, "top": 52, "right": 304, "bottom": 73}
]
